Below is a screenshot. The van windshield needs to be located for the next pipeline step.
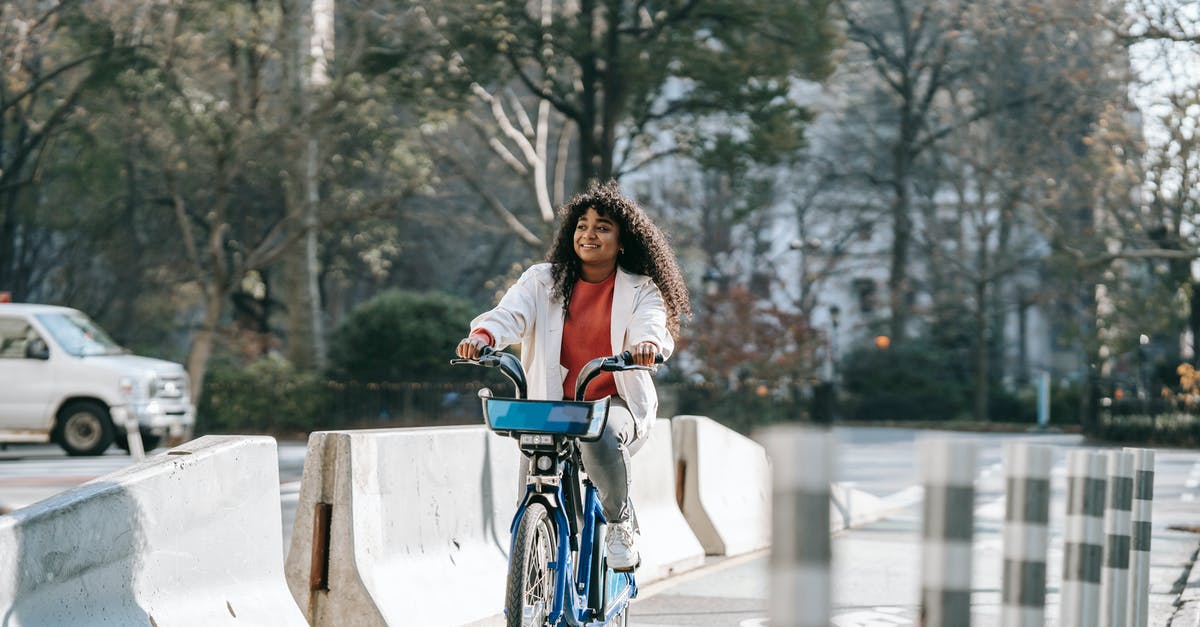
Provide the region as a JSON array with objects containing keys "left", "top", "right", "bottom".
[{"left": 35, "top": 312, "right": 125, "bottom": 357}]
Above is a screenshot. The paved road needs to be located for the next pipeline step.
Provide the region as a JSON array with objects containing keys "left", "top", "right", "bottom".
[
  {"left": 2, "top": 428, "right": 1197, "bottom": 626},
  {"left": 630, "top": 427, "right": 1200, "bottom": 627}
]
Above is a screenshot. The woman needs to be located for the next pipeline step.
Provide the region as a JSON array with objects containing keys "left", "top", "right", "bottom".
[{"left": 457, "top": 179, "right": 689, "bottom": 571}]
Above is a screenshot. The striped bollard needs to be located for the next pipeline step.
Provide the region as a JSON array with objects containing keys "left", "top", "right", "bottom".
[
  {"left": 764, "top": 426, "right": 832, "bottom": 627},
  {"left": 1000, "top": 443, "right": 1052, "bottom": 627},
  {"left": 1123, "top": 448, "right": 1154, "bottom": 627},
  {"left": 1099, "top": 450, "right": 1135, "bottom": 627},
  {"left": 920, "top": 438, "right": 977, "bottom": 627},
  {"left": 1061, "top": 450, "right": 1108, "bottom": 627}
]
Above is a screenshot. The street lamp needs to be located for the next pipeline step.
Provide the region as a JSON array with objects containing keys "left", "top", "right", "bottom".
[
  {"left": 1138, "top": 333, "right": 1150, "bottom": 410},
  {"left": 829, "top": 305, "right": 841, "bottom": 384},
  {"left": 811, "top": 304, "right": 841, "bottom": 426}
]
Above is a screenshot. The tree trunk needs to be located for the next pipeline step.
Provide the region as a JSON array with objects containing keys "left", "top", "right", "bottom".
[
  {"left": 304, "top": 135, "right": 327, "bottom": 368},
  {"left": 187, "top": 285, "right": 225, "bottom": 407},
  {"left": 1016, "top": 287, "right": 1029, "bottom": 386},
  {"left": 1191, "top": 281, "right": 1200, "bottom": 368},
  {"left": 306, "top": 0, "right": 332, "bottom": 369},
  {"left": 577, "top": 0, "right": 599, "bottom": 187},
  {"left": 974, "top": 279, "right": 989, "bottom": 421},
  {"left": 284, "top": 0, "right": 331, "bottom": 371},
  {"left": 888, "top": 159, "right": 912, "bottom": 343}
]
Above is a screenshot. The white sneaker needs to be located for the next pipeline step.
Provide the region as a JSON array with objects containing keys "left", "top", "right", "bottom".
[{"left": 606, "top": 521, "right": 640, "bottom": 572}]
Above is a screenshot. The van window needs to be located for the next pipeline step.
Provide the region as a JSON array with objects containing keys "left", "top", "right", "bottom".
[
  {"left": 34, "top": 312, "right": 125, "bottom": 357},
  {"left": 0, "top": 317, "right": 37, "bottom": 359}
]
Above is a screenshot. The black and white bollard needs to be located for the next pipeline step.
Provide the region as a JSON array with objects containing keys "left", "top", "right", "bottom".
[
  {"left": 764, "top": 426, "right": 832, "bottom": 627},
  {"left": 1061, "top": 450, "right": 1108, "bottom": 627},
  {"left": 1124, "top": 447, "right": 1155, "bottom": 627},
  {"left": 920, "top": 438, "right": 977, "bottom": 627},
  {"left": 1000, "top": 443, "right": 1052, "bottom": 627},
  {"left": 1100, "top": 450, "right": 1135, "bottom": 627}
]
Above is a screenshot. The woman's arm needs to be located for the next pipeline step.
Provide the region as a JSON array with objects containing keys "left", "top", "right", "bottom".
[
  {"left": 461, "top": 266, "right": 543, "bottom": 353},
  {"left": 627, "top": 281, "right": 674, "bottom": 362}
]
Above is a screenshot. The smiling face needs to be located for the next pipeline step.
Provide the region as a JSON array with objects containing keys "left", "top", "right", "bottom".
[{"left": 573, "top": 208, "right": 621, "bottom": 274}]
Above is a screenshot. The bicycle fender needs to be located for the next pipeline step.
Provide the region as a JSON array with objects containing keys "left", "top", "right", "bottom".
[{"left": 509, "top": 488, "right": 561, "bottom": 539}]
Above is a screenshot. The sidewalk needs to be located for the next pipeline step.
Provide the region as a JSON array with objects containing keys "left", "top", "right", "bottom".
[
  {"left": 1148, "top": 450, "right": 1200, "bottom": 626},
  {"left": 1170, "top": 545, "right": 1200, "bottom": 626},
  {"left": 1158, "top": 519, "right": 1200, "bottom": 626}
]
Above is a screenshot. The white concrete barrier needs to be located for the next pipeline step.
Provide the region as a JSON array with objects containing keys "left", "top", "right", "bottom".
[
  {"left": 919, "top": 437, "right": 978, "bottom": 627},
  {"left": 829, "top": 483, "right": 886, "bottom": 533},
  {"left": 629, "top": 419, "right": 705, "bottom": 584},
  {"left": 285, "top": 426, "right": 521, "bottom": 627},
  {"left": 762, "top": 426, "right": 833, "bottom": 627},
  {"left": 0, "top": 435, "right": 304, "bottom": 626},
  {"left": 673, "top": 415, "right": 771, "bottom": 556}
]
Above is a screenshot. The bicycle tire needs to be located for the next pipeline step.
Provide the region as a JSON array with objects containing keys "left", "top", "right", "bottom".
[{"left": 505, "top": 502, "right": 558, "bottom": 627}]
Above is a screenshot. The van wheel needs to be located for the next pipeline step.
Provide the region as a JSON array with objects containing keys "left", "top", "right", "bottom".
[{"left": 55, "top": 401, "right": 115, "bottom": 456}]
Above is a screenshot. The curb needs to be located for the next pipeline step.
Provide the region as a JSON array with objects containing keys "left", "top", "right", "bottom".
[{"left": 1171, "top": 542, "right": 1200, "bottom": 627}]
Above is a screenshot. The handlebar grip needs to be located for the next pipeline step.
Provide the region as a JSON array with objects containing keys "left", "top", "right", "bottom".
[
  {"left": 450, "top": 344, "right": 498, "bottom": 366},
  {"left": 620, "top": 351, "right": 665, "bottom": 364}
]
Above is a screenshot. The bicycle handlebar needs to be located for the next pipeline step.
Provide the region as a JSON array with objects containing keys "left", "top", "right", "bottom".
[
  {"left": 613, "top": 351, "right": 665, "bottom": 369},
  {"left": 451, "top": 347, "right": 663, "bottom": 401},
  {"left": 574, "top": 351, "right": 664, "bottom": 401},
  {"left": 450, "top": 346, "right": 527, "bottom": 398}
]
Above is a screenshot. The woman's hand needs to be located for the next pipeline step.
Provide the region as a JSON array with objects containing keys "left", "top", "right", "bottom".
[
  {"left": 630, "top": 341, "right": 659, "bottom": 366},
  {"left": 456, "top": 336, "right": 491, "bottom": 360}
]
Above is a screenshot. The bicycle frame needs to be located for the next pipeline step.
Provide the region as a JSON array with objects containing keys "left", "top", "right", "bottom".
[
  {"left": 510, "top": 446, "right": 636, "bottom": 626},
  {"left": 452, "top": 348, "right": 655, "bottom": 626}
]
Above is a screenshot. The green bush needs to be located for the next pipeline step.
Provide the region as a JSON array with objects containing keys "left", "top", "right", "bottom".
[
  {"left": 329, "top": 289, "right": 478, "bottom": 382},
  {"left": 197, "top": 359, "right": 329, "bottom": 435},
  {"left": 838, "top": 340, "right": 969, "bottom": 421},
  {"left": 1050, "top": 382, "right": 1083, "bottom": 425},
  {"left": 672, "top": 381, "right": 808, "bottom": 434},
  {"left": 988, "top": 387, "right": 1035, "bottom": 423},
  {"left": 197, "top": 360, "right": 486, "bottom": 435},
  {"left": 1089, "top": 413, "right": 1200, "bottom": 446}
]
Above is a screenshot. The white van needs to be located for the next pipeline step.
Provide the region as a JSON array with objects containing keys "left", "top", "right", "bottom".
[{"left": 0, "top": 303, "right": 195, "bottom": 455}]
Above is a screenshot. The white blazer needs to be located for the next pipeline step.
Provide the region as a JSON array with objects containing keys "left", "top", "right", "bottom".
[{"left": 469, "top": 263, "right": 674, "bottom": 438}]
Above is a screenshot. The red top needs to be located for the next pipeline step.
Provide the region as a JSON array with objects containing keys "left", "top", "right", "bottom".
[{"left": 561, "top": 272, "right": 619, "bottom": 400}]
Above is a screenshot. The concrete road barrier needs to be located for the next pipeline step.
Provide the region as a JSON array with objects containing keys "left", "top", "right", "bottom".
[
  {"left": 1001, "top": 442, "right": 1053, "bottom": 627},
  {"left": 1100, "top": 450, "right": 1135, "bottom": 627},
  {"left": 919, "top": 437, "right": 977, "bottom": 627},
  {"left": 285, "top": 426, "right": 521, "bottom": 627},
  {"left": 829, "top": 483, "right": 886, "bottom": 533},
  {"left": 1124, "top": 447, "right": 1154, "bottom": 627},
  {"left": 629, "top": 419, "right": 705, "bottom": 584},
  {"left": 1062, "top": 449, "right": 1108, "bottom": 627},
  {"left": 673, "top": 415, "right": 771, "bottom": 556},
  {"left": 0, "top": 436, "right": 304, "bottom": 626},
  {"left": 762, "top": 426, "right": 833, "bottom": 627}
]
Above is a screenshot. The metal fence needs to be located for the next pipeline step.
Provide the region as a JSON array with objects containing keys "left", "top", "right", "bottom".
[{"left": 197, "top": 379, "right": 488, "bottom": 435}]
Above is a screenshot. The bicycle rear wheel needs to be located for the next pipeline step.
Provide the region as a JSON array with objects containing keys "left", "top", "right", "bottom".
[{"left": 505, "top": 502, "right": 558, "bottom": 627}]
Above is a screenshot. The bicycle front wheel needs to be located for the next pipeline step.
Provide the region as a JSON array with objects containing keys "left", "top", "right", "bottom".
[{"left": 505, "top": 502, "right": 558, "bottom": 627}]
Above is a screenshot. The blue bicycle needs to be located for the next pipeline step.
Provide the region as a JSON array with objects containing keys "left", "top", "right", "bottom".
[{"left": 452, "top": 347, "right": 660, "bottom": 627}]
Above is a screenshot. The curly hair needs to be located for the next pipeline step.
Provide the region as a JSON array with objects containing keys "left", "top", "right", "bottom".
[{"left": 547, "top": 180, "right": 691, "bottom": 338}]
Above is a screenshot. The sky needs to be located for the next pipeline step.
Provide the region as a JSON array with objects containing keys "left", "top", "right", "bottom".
[{"left": 1126, "top": 2, "right": 1200, "bottom": 150}]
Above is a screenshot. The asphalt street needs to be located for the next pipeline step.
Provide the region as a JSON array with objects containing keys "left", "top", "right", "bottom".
[
  {"left": 1, "top": 427, "right": 1197, "bottom": 626},
  {"left": 628, "top": 427, "right": 1200, "bottom": 627}
]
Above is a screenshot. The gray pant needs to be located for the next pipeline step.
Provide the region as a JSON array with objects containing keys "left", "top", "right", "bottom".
[{"left": 578, "top": 397, "right": 646, "bottom": 524}]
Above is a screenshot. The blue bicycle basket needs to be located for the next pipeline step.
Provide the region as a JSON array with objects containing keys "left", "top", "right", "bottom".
[{"left": 482, "top": 396, "right": 610, "bottom": 440}]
